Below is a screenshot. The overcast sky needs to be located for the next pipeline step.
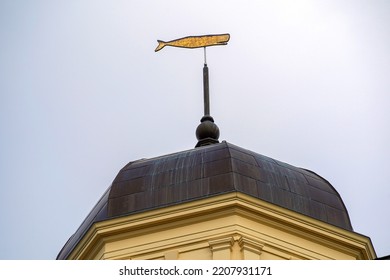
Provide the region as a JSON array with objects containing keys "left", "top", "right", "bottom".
[{"left": 1, "top": 0, "right": 389, "bottom": 259}]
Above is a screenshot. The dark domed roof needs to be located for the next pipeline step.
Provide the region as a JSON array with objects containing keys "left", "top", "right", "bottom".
[{"left": 57, "top": 141, "right": 352, "bottom": 259}]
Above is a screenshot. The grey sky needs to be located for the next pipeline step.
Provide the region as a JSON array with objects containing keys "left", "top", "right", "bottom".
[{"left": 0, "top": 0, "right": 389, "bottom": 259}]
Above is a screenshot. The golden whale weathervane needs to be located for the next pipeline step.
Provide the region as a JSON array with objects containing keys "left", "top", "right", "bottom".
[
  {"left": 155, "top": 33, "right": 230, "bottom": 147},
  {"left": 155, "top": 33, "right": 230, "bottom": 52}
]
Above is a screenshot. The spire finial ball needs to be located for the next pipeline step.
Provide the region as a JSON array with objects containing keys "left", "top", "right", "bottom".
[{"left": 195, "top": 115, "right": 220, "bottom": 147}]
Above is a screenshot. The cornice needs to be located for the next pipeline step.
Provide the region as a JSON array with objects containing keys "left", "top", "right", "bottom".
[{"left": 67, "top": 192, "right": 376, "bottom": 260}]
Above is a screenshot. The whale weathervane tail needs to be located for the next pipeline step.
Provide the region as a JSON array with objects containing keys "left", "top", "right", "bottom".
[{"left": 155, "top": 40, "right": 166, "bottom": 52}]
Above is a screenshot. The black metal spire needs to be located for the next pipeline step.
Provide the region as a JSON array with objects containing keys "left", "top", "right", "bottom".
[{"left": 195, "top": 48, "right": 220, "bottom": 148}]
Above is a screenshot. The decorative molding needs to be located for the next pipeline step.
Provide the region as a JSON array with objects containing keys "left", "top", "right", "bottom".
[
  {"left": 209, "top": 237, "right": 235, "bottom": 260},
  {"left": 238, "top": 236, "right": 264, "bottom": 260}
]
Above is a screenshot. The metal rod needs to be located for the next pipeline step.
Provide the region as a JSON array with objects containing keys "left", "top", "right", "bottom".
[{"left": 203, "top": 62, "right": 210, "bottom": 116}]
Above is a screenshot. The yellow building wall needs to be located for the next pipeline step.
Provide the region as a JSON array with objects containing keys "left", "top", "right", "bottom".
[{"left": 68, "top": 193, "right": 376, "bottom": 260}]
